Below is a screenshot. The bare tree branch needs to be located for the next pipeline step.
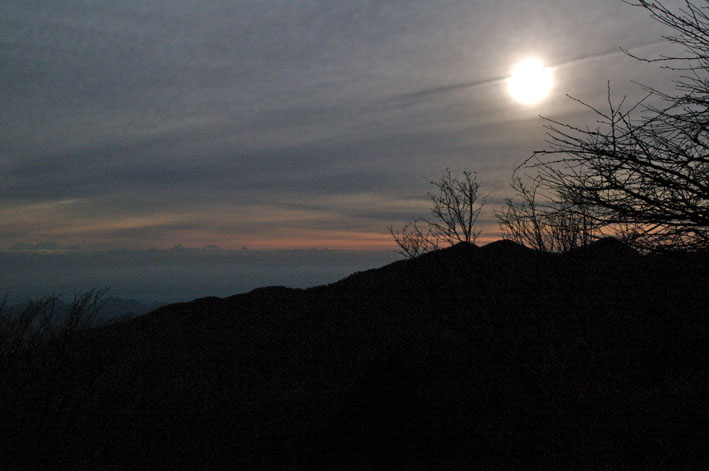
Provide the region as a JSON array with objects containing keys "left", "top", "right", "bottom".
[
  {"left": 524, "top": 1, "right": 709, "bottom": 251},
  {"left": 496, "top": 174, "right": 606, "bottom": 253}
]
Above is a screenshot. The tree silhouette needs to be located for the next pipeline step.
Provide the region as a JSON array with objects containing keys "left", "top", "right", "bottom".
[
  {"left": 390, "top": 169, "right": 487, "bottom": 258},
  {"left": 389, "top": 220, "right": 440, "bottom": 258},
  {"left": 496, "top": 175, "right": 603, "bottom": 252},
  {"left": 523, "top": 0, "right": 709, "bottom": 251}
]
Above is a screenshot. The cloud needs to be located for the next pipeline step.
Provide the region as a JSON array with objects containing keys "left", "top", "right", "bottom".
[
  {"left": 0, "top": 0, "right": 682, "bottom": 249},
  {"left": 10, "top": 241, "right": 59, "bottom": 251},
  {"left": 379, "top": 38, "right": 670, "bottom": 111}
]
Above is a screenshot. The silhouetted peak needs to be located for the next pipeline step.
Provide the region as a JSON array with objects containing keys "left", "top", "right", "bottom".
[
  {"left": 438, "top": 241, "right": 480, "bottom": 254},
  {"left": 414, "top": 241, "right": 477, "bottom": 254},
  {"left": 480, "top": 239, "right": 535, "bottom": 255},
  {"left": 389, "top": 241, "right": 479, "bottom": 266}
]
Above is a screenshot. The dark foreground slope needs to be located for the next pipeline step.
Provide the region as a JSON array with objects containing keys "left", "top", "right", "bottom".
[{"left": 2, "top": 240, "right": 708, "bottom": 469}]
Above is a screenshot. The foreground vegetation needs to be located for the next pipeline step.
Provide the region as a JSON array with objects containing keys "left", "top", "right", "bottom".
[{"left": 0, "top": 288, "right": 107, "bottom": 365}]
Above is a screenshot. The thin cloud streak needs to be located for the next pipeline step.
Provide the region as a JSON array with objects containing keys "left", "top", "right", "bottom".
[{"left": 380, "top": 39, "right": 669, "bottom": 110}]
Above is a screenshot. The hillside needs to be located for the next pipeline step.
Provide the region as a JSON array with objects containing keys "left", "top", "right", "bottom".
[{"left": 2, "top": 240, "right": 708, "bottom": 469}]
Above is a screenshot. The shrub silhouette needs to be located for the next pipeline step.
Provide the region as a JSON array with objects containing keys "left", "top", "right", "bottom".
[
  {"left": 496, "top": 175, "right": 605, "bottom": 252},
  {"left": 0, "top": 288, "right": 108, "bottom": 372}
]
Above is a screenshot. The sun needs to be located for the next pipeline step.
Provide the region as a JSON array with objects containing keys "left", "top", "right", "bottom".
[{"left": 507, "top": 58, "right": 553, "bottom": 105}]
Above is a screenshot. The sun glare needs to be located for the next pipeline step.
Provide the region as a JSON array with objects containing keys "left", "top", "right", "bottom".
[{"left": 507, "top": 58, "right": 553, "bottom": 105}]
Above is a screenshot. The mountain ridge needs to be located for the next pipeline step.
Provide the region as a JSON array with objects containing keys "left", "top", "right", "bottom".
[{"left": 2, "top": 240, "right": 707, "bottom": 469}]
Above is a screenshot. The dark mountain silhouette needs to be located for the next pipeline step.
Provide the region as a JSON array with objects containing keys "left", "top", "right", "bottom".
[{"left": 2, "top": 241, "right": 708, "bottom": 469}]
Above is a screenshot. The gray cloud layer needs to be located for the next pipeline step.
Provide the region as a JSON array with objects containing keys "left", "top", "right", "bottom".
[{"left": 1, "top": 0, "right": 681, "bottom": 249}]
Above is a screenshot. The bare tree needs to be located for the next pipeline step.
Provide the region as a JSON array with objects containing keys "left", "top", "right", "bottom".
[
  {"left": 525, "top": 0, "right": 709, "bottom": 251},
  {"left": 0, "top": 287, "right": 108, "bottom": 363},
  {"left": 496, "top": 176, "right": 549, "bottom": 252},
  {"left": 389, "top": 220, "right": 441, "bottom": 258},
  {"left": 391, "top": 169, "right": 487, "bottom": 258},
  {"left": 496, "top": 175, "right": 603, "bottom": 252},
  {"left": 428, "top": 169, "right": 488, "bottom": 245}
]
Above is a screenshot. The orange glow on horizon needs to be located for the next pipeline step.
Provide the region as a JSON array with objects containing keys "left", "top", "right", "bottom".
[{"left": 4, "top": 222, "right": 505, "bottom": 252}]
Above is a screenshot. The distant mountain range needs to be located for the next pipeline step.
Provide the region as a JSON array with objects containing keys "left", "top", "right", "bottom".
[
  {"left": 2, "top": 239, "right": 707, "bottom": 469},
  {"left": 99, "top": 297, "right": 166, "bottom": 319},
  {"left": 6, "top": 296, "right": 165, "bottom": 323}
]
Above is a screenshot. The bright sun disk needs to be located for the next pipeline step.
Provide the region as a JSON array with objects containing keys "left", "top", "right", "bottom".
[{"left": 507, "top": 58, "right": 553, "bottom": 105}]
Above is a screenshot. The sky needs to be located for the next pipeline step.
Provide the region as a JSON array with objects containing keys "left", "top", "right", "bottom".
[
  {"left": 0, "top": 0, "right": 688, "bottom": 301},
  {"left": 0, "top": 248, "right": 399, "bottom": 304}
]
